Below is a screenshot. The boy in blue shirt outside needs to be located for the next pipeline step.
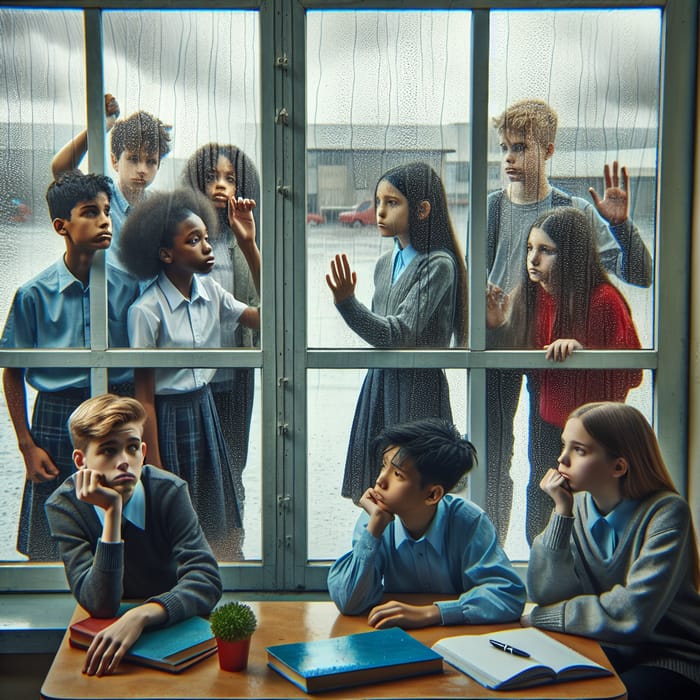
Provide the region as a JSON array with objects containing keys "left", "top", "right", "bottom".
[
  {"left": 1, "top": 171, "right": 137, "bottom": 560},
  {"left": 51, "top": 94, "right": 171, "bottom": 267},
  {"left": 328, "top": 418, "right": 526, "bottom": 629}
]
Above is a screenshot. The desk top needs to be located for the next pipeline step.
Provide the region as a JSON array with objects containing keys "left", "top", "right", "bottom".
[{"left": 41, "top": 600, "right": 627, "bottom": 700}]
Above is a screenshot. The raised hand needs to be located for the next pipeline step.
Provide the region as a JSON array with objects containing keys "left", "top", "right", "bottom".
[
  {"left": 588, "top": 161, "right": 629, "bottom": 226},
  {"left": 227, "top": 196, "right": 257, "bottom": 245},
  {"left": 104, "top": 93, "right": 120, "bottom": 131},
  {"left": 325, "top": 253, "right": 357, "bottom": 303},
  {"left": 486, "top": 283, "right": 510, "bottom": 329}
]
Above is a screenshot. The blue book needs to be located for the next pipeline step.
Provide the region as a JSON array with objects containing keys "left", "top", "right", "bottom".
[{"left": 266, "top": 627, "right": 443, "bottom": 693}]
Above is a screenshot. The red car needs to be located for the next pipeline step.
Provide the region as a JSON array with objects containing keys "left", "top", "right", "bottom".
[
  {"left": 338, "top": 200, "right": 375, "bottom": 227},
  {"left": 306, "top": 212, "right": 325, "bottom": 226}
]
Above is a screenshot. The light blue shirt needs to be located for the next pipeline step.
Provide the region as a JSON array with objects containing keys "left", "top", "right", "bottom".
[
  {"left": 1, "top": 257, "right": 135, "bottom": 390},
  {"left": 390, "top": 239, "right": 418, "bottom": 283},
  {"left": 585, "top": 493, "right": 639, "bottom": 560},
  {"left": 93, "top": 479, "right": 146, "bottom": 530},
  {"left": 105, "top": 183, "right": 130, "bottom": 270},
  {"left": 128, "top": 271, "right": 247, "bottom": 394},
  {"left": 327, "top": 494, "right": 526, "bottom": 625}
]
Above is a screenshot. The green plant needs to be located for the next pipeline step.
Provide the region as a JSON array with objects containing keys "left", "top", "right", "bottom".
[{"left": 209, "top": 601, "right": 257, "bottom": 642}]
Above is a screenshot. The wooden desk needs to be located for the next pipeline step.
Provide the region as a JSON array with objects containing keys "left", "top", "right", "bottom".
[{"left": 41, "top": 601, "right": 627, "bottom": 699}]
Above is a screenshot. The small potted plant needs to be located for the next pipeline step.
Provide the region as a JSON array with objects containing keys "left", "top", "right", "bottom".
[{"left": 209, "top": 601, "right": 258, "bottom": 672}]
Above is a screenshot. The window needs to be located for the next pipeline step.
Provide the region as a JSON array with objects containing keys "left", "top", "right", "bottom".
[{"left": 0, "top": 1, "right": 695, "bottom": 592}]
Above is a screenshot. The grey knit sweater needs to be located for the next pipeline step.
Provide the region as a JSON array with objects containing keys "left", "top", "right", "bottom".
[
  {"left": 45, "top": 466, "right": 222, "bottom": 624},
  {"left": 528, "top": 490, "right": 700, "bottom": 685}
]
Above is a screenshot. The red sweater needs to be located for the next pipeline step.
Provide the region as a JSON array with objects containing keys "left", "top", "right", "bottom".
[{"left": 534, "top": 283, "right": 642, "bottom": 427}]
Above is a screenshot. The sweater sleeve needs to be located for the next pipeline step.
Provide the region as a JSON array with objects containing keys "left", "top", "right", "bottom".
[
  {"left": 335, "top": 252, "right": 456, "bottom": 348},
  {"left": 574, "top": 197, "right": 652, "bottom": 288},
  {"left": 327, "top": 513, "right": 385, "bottom": 615},
  {"left": 147, "top": 480, "right": 222, "bottom": 624},
  {"left": 529, "top": 497, "right": 695, "bottom": 643},
  {"left": 45, "top": 483, "right": 125, "bottom": 618}
]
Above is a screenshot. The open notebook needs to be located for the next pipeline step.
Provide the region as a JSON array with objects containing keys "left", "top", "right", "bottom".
[{"left": 432, "top": 627, "right": 612, "bottom": 691}]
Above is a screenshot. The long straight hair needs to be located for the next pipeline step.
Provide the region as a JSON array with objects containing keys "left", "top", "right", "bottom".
[
  {"left": 571, "top": 402, "right": 700, "bottom": 589},
  {"left": 508, "top": 207, "right": 612, "bottom": 347},
  {"left": 377, "top": 162, "right": 468, "bottom": 346}
]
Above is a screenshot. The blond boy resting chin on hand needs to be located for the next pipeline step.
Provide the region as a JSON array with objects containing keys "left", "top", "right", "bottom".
[{"left": 45, "top": 394, "right": 221, "bottom": 677}]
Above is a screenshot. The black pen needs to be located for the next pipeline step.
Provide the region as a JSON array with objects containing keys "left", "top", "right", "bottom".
[{"left": 489, "top": 638, "right": 531, "bottom": 658}]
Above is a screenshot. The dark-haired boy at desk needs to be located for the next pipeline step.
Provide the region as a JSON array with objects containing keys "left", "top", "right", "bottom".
[
  {"left": 45, "top": 394, "right": 222, "bottom": 677},
  {"left": 328, "top": 418, "right": 526, "bottom": 629}
]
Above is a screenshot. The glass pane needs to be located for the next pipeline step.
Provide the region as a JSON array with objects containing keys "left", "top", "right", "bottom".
[
  {"left": 103, "top": 9, "right": 261, "bottom": 562},
  {"left": 485, "top": 9, "right": 660, "bottom": 557},
  {"left": 0, "top": 9, "right": 86, "bottom": 562},
  {"left": 306, "top": 10, "right": 471, "bottom": 538},
  {"left": 307, "top": 10, "right": 471, "bottom": 351},
  {"left": 499, "top": 370, "right": 653, "bottom": 561},
  {"left": 307, "top": 368, "right": 467, "bottom": 561}
]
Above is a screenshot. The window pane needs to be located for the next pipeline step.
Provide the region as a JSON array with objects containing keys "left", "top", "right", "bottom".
[
  {"left": 484, "top": 9, "right": 659, "bottom": 557},
  {"left": 307, "top": 368, "right": 467, "bottom": 561},
  {"left": 307, "top": 10, "right": 470, "bottom": 351},
  {"left": 103, "top": 9, "right": 261, "bottom": 562},
  {"left": 498, "top": 370, "right": 653, "bottom": 561}
]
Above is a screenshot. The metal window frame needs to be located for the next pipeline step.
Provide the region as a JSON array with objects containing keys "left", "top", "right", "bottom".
[{"left": 0, "top": 0, "right": 695, "bottom": 593}]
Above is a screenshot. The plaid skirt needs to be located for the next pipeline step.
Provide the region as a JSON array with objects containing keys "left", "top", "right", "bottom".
[{"left": 156, "top": 385, "right": 243, "bottom": 560}]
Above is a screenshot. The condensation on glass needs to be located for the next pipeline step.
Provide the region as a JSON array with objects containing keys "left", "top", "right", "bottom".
[
  {"left": 485, "top": 9, "right": 660, "bottom": 557},
  {"left": 0, "top": 8, "right": 262, "bottom": 562}
]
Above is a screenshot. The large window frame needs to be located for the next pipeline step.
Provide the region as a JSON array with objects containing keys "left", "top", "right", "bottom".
[{"left": 0, "top": 0, "right": 696, "bottom": 593}]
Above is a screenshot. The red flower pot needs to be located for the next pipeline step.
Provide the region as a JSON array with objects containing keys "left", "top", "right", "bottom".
[{"left": 216, "top": 636, "right": 252, "bottom": 672}]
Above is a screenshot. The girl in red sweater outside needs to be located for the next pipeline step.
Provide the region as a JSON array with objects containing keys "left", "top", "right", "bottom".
[{"left": 487, "top": 206, "right": 642, "bottom": 544}]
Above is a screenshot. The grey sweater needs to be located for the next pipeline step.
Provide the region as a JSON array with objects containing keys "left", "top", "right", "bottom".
[
  {"left": 528, "top": 491, "right": 700, "bottom": 685},
  {"left": 45, "top": 466, "right": 222, "bottom": 624}
]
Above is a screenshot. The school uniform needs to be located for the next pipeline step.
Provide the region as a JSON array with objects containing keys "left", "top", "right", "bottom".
[
  {"left": 528, "top": 491, "right": 700, "bottom": 690},
  {"left": 334, "top": 246, "right": 458, "bottom": 502},
  {"left": 127, "top": 271, "right": 247, "bottom": 560},
  {"left": 1, "top": 257, "right": 136, "bottom": 560},
  {"left": 327, "top": 494, "right": 526, "bottom": 624},
  {"left": 45, "top": 466, "right": 222, "bottom": 621}
]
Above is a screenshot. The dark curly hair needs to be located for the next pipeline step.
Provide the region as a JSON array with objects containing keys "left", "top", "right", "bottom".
[
  {"left": 182, "top": 142, "right": 260, "bottom": 231},
  {"left": 110, "top": 111, "right": 171, "bottom": 162},
  {"left": 46, "top": 170, "right": 113, "bottom": 221},
  {"left": 118, "top": 188, "right": 218, "bottom": 279}
]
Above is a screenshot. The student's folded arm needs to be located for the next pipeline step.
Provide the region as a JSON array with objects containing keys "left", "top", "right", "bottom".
[
  {"left": 45, "top": 497, "right": 124, "bottom": 617},
  {"left": 148, "top": 481, "right": 222, "bottom": 624},
  {"left": 327, "top": 518, "right": 385, "bottom": 615},
  {"left": 527, "top": 511, "right": 583, "bottom": 605},
  {"left": 438, "top": 514, "right": 526, "bottom": 626},
  {"left": 530, "top": 496, "right": 692, "bottom": 642},
  {"left": 335, "top": 253, "right": 455, "bottom": 348}
]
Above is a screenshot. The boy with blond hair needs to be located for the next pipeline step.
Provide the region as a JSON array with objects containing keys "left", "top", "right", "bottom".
[
  {"left": 484, "top": 98, "right": 652, "bottom": 544},
  {"left": 45, "top": 394, "right": 221, "bottom": 677}
]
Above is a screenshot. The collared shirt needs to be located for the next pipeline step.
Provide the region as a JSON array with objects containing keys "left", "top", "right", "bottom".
[
  {"left": 390, "top": 239, "right": 418, "bottom": 284},
  {"left": 327, "top": 494, "right": 526, "bottom": 625},
  {"left": 1, "top": 257, "right": 134, "bottom": 390},
  {"left": 586, "top": 493, "right": 639, "bottom": 559},
  {"left": 105, "top": 183, "right": 130, "bottom": 270},
  {"left": 93, "top": 479, "right": 146, "bottom": 531},
  {"left": 128, "top": 270, "right": 247, "bottom": 394}
]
